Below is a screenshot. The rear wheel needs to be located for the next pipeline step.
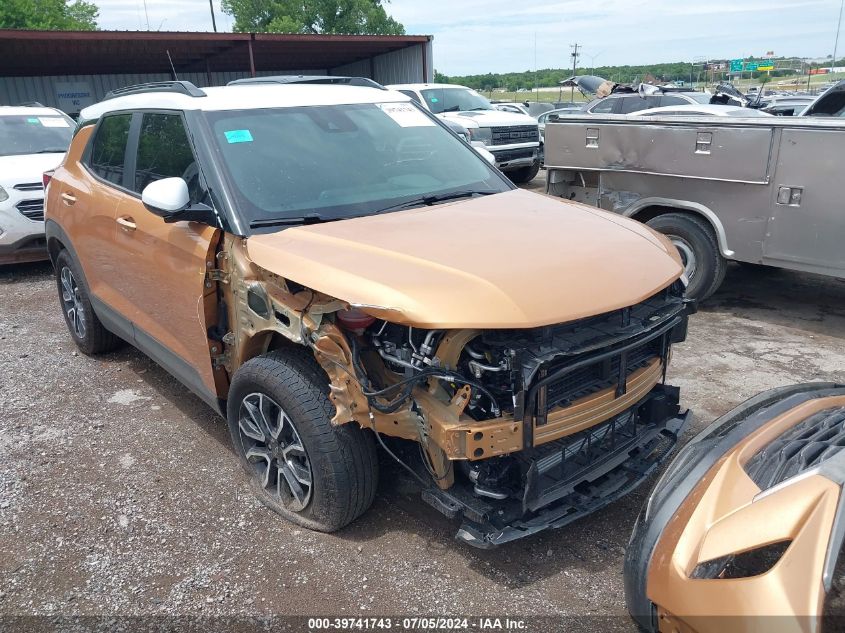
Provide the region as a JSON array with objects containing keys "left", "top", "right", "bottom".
[
  {"left": 227, "top": 349, "right": 378, "bottom": 532},
  {"left": 55, "top": 249, "right": 122, "bottom": 355},
  {"left": 646, "top": 213, "right": 727, "bottom": 301},
  {"left": 507, "top": 161, "right": 541, "bottom": 184}
]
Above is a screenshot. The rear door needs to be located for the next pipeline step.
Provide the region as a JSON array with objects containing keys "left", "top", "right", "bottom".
[
  {"left": 109, "top": 111, "right": 222, "bottom": 400},
  {"left": 763, "top": 127, "right": 845, "bottom": 275},
  {"left": 60, "top": 113, "right": 133, "bottom": 312}
]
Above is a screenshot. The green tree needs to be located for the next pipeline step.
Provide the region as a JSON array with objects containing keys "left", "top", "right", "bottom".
[
  {"left": 0, "top": 0, "right": 98, "bottom": 30},
  {"left": 221, "top": 0, "right": 404, "bottom": 35}
]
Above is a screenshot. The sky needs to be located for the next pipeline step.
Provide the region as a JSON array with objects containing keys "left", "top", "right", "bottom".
[{"left": 94, "top": 0, "right": 845, "bottom": 75}]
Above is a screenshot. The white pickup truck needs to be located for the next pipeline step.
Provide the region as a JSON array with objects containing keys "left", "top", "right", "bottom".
[{"left": 387, "top": 83, "right": 541, "bottom": 183}]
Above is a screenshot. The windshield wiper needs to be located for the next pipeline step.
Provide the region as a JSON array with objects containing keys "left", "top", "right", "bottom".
[
  {"left": 375, "top": 190, "right": 498, "bottom": 214},
  {"left": 250, "top": 213, "right": 333, "bottom": 229},
  {"left": 33, "top": 148, "right": 67, "bottom": 154},
  {"left": 441, "top": 105, "right": 461, "bottom": 113}
]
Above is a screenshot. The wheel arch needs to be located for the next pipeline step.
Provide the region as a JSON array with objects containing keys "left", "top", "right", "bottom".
[
  {"left": 45, "top": 219, "right": 72, "bottom": 267},
  {"left": 236, "top": 328, "right": 312, "bottom": 369},
  {"left": 624, "top": 199, "right": 734, "bottom": 258}
]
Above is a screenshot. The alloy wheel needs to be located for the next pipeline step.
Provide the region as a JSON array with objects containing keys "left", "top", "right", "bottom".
[
  {"left": 60, "top": 266, "right": 86, "bottom": 339},
  {"left": 237, "top": 392, "right": 313, "bottom": 512}
]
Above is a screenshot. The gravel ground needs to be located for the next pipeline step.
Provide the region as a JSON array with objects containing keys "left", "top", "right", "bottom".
[{"left": 2, "top": 181, "right": 844, "bottom": 629}]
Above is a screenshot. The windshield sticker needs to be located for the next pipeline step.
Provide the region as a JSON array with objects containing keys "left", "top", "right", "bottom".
[
  {"left": 39, "top": 117, "right": 70, "bottom": 128},
  {"left": 26, "top": 117, "right": 40, "bottom": 124},
  {"left": 224, "top": 129, "right": 254, "bottom": 144},
  {"left": 377, "top": 102, "right": 435, "bottom": 127}
]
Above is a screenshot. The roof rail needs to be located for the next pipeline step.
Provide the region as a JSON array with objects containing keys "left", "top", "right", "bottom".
[
  {"left": 227, "top": 75, "right": 385, "bottom": 89},
  {"left": 17, "top": 101, "right": 45, "bottom": 107},
  {"left": 103, "top": 80, "right": 206, "bottom": 101}
]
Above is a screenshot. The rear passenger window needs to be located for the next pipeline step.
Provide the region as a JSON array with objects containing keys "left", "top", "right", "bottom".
[
  {"left": 134, "top": 113, "right": 198, "bottom": 196},
  {"left": 660, "top": 95, "right": 688, "bottom": 107},
  {"left": 619, "top": 96, "right": 659, "bottom": 114},
  {"left": 590, "top": 99, "right": 615, "bottom": 114},
  {"left": 89, "top": 114, "right": 131, "bottom": 186}
]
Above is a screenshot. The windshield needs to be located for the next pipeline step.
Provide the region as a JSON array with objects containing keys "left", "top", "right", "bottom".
[
  {"left": 205, "top": 102, "right": 510, "bottom": 228},
  {"left": 420, "top": 87, "right": 493, "bottom": 114},
  {"left": 0, "top": 114, "right": 73, "bottom": 157}
]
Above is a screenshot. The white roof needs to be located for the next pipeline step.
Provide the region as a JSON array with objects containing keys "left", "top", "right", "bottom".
[
  {"left": 80, "top": 84, "right": 409, "bottom": 121},
  {"left": 0, "top": 106, "right": 65, "bottom": 117},
  {"left": 386, "top": 83, "right": 471, "bottom": 91}
]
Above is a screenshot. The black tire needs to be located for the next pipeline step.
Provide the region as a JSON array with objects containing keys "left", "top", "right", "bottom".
[
  {"left": 646, "top": 213, "right": 727, "bottom": 301},
  {"left": 227, "top": 349, "right": 378, "bottom": 532},
  {"left": 507, "top": 161, "right": 541, "bottom": 184},
  {"left": 55, "top": 249, "right": 122, "bottom": 355}
]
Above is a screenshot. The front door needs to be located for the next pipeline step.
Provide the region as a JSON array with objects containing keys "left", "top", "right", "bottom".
[
  {"left": 110, "top": 111, "right": 221, "bottom": 401},
  {"left": 764, "top": 128, "right": 845, "bottom": 275}
]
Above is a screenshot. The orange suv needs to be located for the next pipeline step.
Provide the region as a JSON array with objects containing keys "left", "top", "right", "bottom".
[{"left": 46, "top": 80, "right": 693, "bottom": 547}]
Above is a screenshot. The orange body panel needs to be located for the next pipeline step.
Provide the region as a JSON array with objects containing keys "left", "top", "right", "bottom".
[
  {"left": 246, "top": 189, "right": 684, "bottom": 329},
  {"left": 108, "top": 196, "right": 220, "bottom": 394},
  {"left": 46, "top": 126, "right": 220, "bottom": 395}
]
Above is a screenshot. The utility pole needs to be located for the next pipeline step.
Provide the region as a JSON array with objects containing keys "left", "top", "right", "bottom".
[
  {"left": 570, "top": 43, "right": 580, "bottom": 102},
  {"left": 833, "top": 0, "right": 844, "bottom": 71},
  {"left": 209, "top": 0, "right": 218, "bottom": 32}
]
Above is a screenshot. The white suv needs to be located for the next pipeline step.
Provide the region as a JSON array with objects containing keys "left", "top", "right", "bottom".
[
  {"left": 0, "top": 106, "right": 73, "bottom": 264},
  {"left": 387, "top": 83, "right": 540, "bottom": 183}
]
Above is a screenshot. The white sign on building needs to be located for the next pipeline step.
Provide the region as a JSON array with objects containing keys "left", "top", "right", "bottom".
[{"left": 55, "top": 81, "right": 94, "bottom": 113}]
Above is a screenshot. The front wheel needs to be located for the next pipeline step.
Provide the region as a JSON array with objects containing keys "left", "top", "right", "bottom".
[
  {"left": 506, "top": 161, "right": 541, "bottom": 184},
  {"left": 646, "top": 213, "right": 727, "bottom": 301},
  {"left": 227, "top": 350, "right": 379, "bottom": 532}
]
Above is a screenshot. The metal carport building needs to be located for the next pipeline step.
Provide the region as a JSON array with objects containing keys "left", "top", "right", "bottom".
[{"left": 0, "top": 29, "right": 433, "bottom": 114}]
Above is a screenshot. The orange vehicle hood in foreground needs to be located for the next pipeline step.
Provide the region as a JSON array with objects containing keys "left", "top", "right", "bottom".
[{"left": 246, "top": 189, "right": 683, "bottom": 329}]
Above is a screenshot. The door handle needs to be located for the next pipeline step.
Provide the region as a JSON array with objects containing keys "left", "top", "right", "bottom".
[
  {"left": 116, "top": 216, "right": 137, "bottom": 231},
  {"left": 60, "top": 192, "right": 76, "bottom": 205}
]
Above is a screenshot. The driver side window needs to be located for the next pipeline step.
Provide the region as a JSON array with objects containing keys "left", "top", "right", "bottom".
[{"left": 133, "top": 113, "right": 201, "bottom": 201}]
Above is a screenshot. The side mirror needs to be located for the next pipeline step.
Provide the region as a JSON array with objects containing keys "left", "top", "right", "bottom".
[
  {"left": 141, "top": 177, "right": 215, "bottom": 224},
  {"left": 142, "top": 177, "right": 190, "bottom": 214}
]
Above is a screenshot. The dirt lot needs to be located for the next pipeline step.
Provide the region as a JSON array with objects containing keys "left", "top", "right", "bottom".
[{"left": 2, "top": 179, "right": 844, "bottom": 629}]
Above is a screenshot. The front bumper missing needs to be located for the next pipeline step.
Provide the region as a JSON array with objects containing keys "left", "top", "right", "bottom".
[{"left": 423, "top": 384, "right": 691, "bottom": 548}]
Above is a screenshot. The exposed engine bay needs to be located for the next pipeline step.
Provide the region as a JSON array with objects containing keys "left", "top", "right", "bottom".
[{"left": 221, "top": 236, "right": 694, "bottom": 546}]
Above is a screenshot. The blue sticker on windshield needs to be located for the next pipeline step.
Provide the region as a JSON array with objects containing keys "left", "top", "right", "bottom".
[
  {"left": 224, "top": 129, "right": 253, "bottom": 144},
  {"left": 430, "top": 97, "right": 439, "bottom": 103},
  {"left": 27, "top": 117, "right": 40, "bottom": 124}
]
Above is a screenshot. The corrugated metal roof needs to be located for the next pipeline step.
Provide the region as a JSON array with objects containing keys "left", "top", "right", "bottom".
[{"left": 0, "top": 30, "right": 432, "bottom": 77}]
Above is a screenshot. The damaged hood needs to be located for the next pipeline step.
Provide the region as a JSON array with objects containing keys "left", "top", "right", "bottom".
[
  {"left": 560, "top": 75, "right": 616, "bottom": 98},
  {"left": 246, "top": 189, "right": 683, "bottom": 329}
]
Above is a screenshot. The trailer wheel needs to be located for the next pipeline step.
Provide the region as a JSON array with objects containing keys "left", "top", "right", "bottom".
[{"left": 646, "top": 213, "right": 727, "bottom": 301}]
